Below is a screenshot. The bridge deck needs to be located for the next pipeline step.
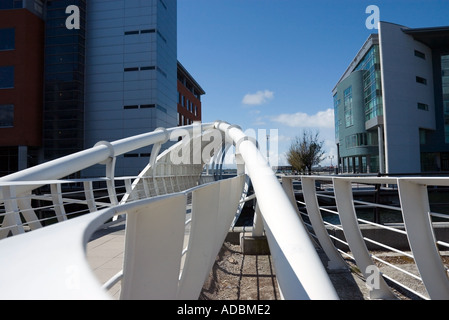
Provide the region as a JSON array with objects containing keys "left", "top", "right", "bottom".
[{"left": 86, "top": 224, "right": 373, "bottom": 300}]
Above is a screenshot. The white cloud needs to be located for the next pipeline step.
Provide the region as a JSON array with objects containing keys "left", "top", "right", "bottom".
[
  {"left": 242, "top": 90, "right": 274, "bottom": 105},
  {"left": 271, "top": 108, "right": 334, "bottom": 128}
]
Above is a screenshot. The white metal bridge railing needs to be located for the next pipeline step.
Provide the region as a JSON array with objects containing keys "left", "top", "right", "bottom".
[
  {"left": 0, "top": 121, "right": 337, "bottom": 300},
  {"left": 281, "top": 175, "right": 449, "bottom": 300},
  {"left": 2, "top": 120, "right": 449, "bottom": 300}
]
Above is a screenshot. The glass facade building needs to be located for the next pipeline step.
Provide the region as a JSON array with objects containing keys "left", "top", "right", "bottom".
[
  {"left": 333, "top": 35, "right": 382, "bottom": 174},
  {"left": 334, "top": 23, "right": 449, "bottom": 174},
  {"left": 43, "top": 0, "right": 86, "bottom": 162},
  {"left": 354, "top": 45, "right": 383, "bottom": 122}
]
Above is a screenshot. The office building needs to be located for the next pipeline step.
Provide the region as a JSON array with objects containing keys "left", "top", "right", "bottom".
[
  {"left": 84, "top": 0, "right": 178, "bottom": 176},
  {"left": 43, "top": 0, "right": 86, "bottom": 162},
  {"left": 333, "top": 21, "right": 449, "bottom": 174},
  {"left": 0, "top": 0, "right": 44, "bottom": 176},
  {"left": 177, "top": 61, "right": 204, "bottom": 126},
  {"left": 0, "top": 0, "right": 204, "bottom": 178}
]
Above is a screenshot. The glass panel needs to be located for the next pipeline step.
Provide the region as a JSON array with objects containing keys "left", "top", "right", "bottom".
[
  {"left": 0, "top": 28, "right": 14, "bottom": 50},
  {"left": 442, "top": 55, "right": 449, "bottom": 143},
  {"left": 0, "top": 66, "right": 14, "bottom": 88},
  {"left": 0, "top": 104, "right": 14, "bottom": 127}
]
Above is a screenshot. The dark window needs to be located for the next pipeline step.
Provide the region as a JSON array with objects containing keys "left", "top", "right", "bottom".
[
  {"left": 0, "top": 28, "right": 15, "bottom": 50},
  {"left": 140, "top": 104, "right": 155, "bottom": 108},
  {"left": 0, "top": 104, "right": 14, "bottom": 127},
  {"left": 124, "top": 30, "right": 139, "bottom": 35},
  {"left": 418, "top": 103, "right": 429, "bottom": 111},
  {"left": 124, "top": 67, "right": 139, "bottom": 72},
  {"left": 414, "top": 50, "right": 426, "bottom": 60},
  {"left": 124, "top": 153, "right": 139, "bottom": 158},
  {"left": 124, "top": 105, "right": 139, "bottom": 109},
  {"left": 0, "top": 0, "right": 22, "bottom": 10},
  {"left": 140, "top": 66, "right": 155, "bottom": 71},
  {"left": 0, "top": 66, "right": 14, "bottom": 88},
  {"left": 416, "top": 76, "right": 427, "bottom": 85},
  {"left": 141, "top": 29, "right": 156, "bottom": 34}
]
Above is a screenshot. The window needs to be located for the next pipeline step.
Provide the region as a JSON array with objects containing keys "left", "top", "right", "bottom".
[
  {"left": 417, "top": 103, "right": 429, "bottom": 111},
  {"left": 0, "top": 28, "right": 14, "bottom": 50},
  {"left": 344, "top": 86, "right": 353, "bottom": 127},
  {"left": 0, "top": 104, "right": 14, "bottom": 127},
  {"left": 414, "top": 50, "right": 426, "bottom": 60},
  {"left": 0, "top": 0, "right": 22, "bottom": 10},
  {"left": 442, "top": 55, "right": 449, "bottom": 143},
  {"left": 140, "top": 66, "right": 155, "bottom": 71},
  {"left": 0, "top": 66, "right": 14, "bottom": 88},
  {"left": 141, "top": 29, "right": 156, "bottom": 34},
  {"left": 419, "top": 129, "right": 427, "bottom": 145},
  {"left": 416, "top": 76, "right": 427, "bottom": 85},
  {"left": 124, "top": 67, "right": 139, "bottom": 72},
  {"left": 124, "top": 30, "right": 139, "bottom": 35}
]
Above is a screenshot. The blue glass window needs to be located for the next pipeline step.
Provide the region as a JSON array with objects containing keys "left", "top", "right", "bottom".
[
  {"left": 0, "top": 0, "right": 22, "bottom": 10},
  {"left": 0, "top": 66, "right": 14, "bottom": 89},
  {"left": 0, "top": 28, "right": 15, "bottom": 50},
  {"left": 0, "top": 105, "right": 14, "bottom": 127}
]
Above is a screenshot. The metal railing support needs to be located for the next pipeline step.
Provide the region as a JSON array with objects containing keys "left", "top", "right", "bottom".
[
  {"left": 50, "top": 183, "right": 68, "bottom": 222},
  {"left": 301, "top": 177, "right": 347, "bottom": 271},
  {"left": 333, "top": 178, "right": 397, "bottom": 300},
  {"left": 397, "top": 178, "right": 449, "bottom": 299},
  {"left": 252, "top": 202, "right": 264, "bottom": 237},
  {"left": 0, "top": 186, "right": 25, "bottom": 238}
]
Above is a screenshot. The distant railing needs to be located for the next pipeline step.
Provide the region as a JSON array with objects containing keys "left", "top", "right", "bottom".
[
  {"left": 0, "top": 121, "right": 338, "bottom": 300},
  {"left": 281, "top": 175, "right": 449, "bottom": 300}
]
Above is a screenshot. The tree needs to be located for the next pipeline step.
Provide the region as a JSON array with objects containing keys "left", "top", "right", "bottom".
[{"left": 287, "top": 130, "right": 325, "bottom": 174}]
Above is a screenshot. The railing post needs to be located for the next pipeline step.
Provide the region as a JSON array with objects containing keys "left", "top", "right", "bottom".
[
  {"left": 50, "top": 183, "right": 67, "bottom": 222},
  {"left": 252, "top": 202, "right": 264, "bottom": 237},
  {"left": 0, "top": 186, "right": 25, "bottom": 238},
  {"left": 398, "top": 179, "right": 449, "bottom": 299},
  {"left": 301, "top": 177, "right": 347, "bottom": 271},
  {"left": 17, "top": 191, "right": 42, "bottom": 231},
  {"left": 333, "top": 178, "right": 397, "bottom": 300},
  {"left": 83, "top": 181, "right": 97, "bottom": 213}
]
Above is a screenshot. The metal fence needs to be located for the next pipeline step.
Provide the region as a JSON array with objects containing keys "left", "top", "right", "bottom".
[{"left": 281, "top": 175, "right": 449, "bottom": 300}]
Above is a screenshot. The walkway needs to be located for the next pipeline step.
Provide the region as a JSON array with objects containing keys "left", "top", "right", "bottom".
[{"left": 86, "top": 223, "right": 373, "bottom": 300}]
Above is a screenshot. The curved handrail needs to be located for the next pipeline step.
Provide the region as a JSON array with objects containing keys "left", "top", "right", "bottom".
[{"left": 214, "top": 121, "right": 338, "bottom": 299}]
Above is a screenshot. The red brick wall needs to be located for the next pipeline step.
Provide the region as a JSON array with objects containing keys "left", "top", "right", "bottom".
[
  {"left": 177, "top": 80, "right": 202, "bottom": 126},
  {"left": 0, "top": 9, "right": 44, "bottom": 146}
]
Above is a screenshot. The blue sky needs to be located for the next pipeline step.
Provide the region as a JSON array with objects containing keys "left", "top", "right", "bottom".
[{"left": 177, "top": 0, "right": 449, "bottom": 167}]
